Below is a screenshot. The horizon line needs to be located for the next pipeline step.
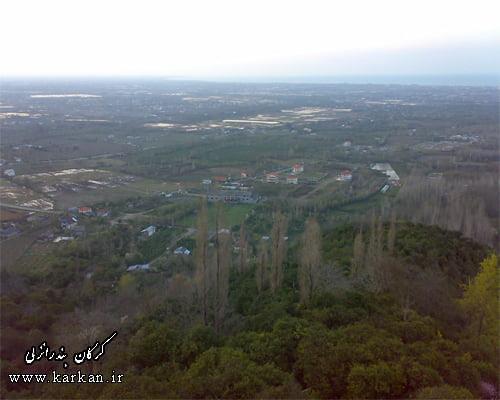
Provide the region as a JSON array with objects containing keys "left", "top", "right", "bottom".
[{"left": 1, "top": 73, "right": 499, "bottom": 87}]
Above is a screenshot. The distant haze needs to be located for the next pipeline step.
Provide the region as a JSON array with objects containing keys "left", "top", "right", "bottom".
[{"left": 1, "top": 0, "right": 499, "bottom": 82}]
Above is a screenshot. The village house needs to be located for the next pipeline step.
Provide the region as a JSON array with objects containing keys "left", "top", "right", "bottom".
[
  {"left": 127, "top": 263, "right": 150, "bottom": 272},
  {"left": 53, "top": 236, "right": 74, "bottom": 243},
  {"left": 141, "top": 225, "right": 156, "bottom": 238},
  {"left": 221, "top": 182, "right": 244, "bottom": 190},
  {"left": 292, "top": 163, "right": 304, "bottom": 174},
  {"left": 78, "top": 206, "right": 93, "bottom": 216},
  {"left": 207, "top": 190, "right": 259, "bottom": 204},
  {"left": 286, "top": 175, "right": 299, "bottom": 185},
  {"left": 266, "top": 172, "right": 280, "bottom": 183},
  {"left": 371, "top": 163, "right": 400, "bottom": 185},
  {"left": 3, "top": 169, "right": 15, "bottom": 177},
  {"left": 60, "top": 215, "right": 78, "bottom": 230},
  {"left": 174, "top": 246, "right": 191, "bottom": 255},
  {"left": 213, "top": 176, "right": 227, "bottom": 183},
  {"left": 161, "top": 191, "right": 183, "bottom": 198},
  {"left": 336, "top": 169, "right": 353, "bottom": 182}
]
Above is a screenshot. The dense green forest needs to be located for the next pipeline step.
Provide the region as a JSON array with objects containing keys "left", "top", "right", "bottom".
[{"left": 1, "top": 199, "right": 498, "bottom": 399}]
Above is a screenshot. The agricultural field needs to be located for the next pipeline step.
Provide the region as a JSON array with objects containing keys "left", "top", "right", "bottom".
[{"left": 1, "top": 80, "right": 498, "bottom": 243}]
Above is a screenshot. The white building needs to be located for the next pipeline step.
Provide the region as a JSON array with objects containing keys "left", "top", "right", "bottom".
[
  {"left": 371, "top": 163, "right": 400, "bottom": 184},
  {"left": 127, "top": 263, "right": 150, "bottom": 272},
  {"left": 53, "top": 236, "right": 74, "bottom": 243},
  {"left": 174, "top": 246, "right": 191, "bottom": 255},
  {"left": 141, "top": 225, "right": 156, "bottom": 238},
  {"left": 266, "top": 172, "right": 280, "bottom": 183}
]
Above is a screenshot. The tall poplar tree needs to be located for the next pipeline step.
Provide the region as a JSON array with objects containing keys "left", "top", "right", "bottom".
[
  {"left": 270, "top": 210, "right": 288, "bottom": 294},
  {"left": 194, "top": 198, "right": 209, "bottom": 325},
  {"left": 387, "top": 211, "right": 397, "bottom": 256},
  {"left": 299, "top": 217, "right": 322, "bottom": 304},
  {"left": 238, "top": 222, "right": 249, "bottom": 273},
  {"left": 213, "top": 202, "right": 231, "bottom": 333},
  {"left": 256, "top": 239, "right": 269, "bottom": 293},
  {"left": 352, "top": 228, "right": 365, "bottom": 281}
]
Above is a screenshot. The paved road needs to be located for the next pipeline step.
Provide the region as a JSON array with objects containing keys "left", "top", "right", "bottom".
[
  {"left": 27, "top": 152, "right": 125, "bottom": 165},
  {"left": 0, "top": 202, "right": 62, "bottom": 214}
]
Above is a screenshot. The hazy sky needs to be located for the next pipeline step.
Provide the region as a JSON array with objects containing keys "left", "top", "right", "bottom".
[{"left": 1, "top": 0, "right": 499, "bottom": 77}]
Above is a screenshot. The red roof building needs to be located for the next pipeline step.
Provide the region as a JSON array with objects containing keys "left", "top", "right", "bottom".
[
  {"left": 292, "top": 163, "right": 304, "bottom": 174},
  {"left": 78, "top": 206, "right": 93, "bottom": 215},
  {"left": 336, "top": 170, "right": 352, "bottom": 182},
  {"left": 213, "top": 176, "right": 227, "bottom": 183}
]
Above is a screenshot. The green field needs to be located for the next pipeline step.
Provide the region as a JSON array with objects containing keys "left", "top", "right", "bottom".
[{"left": 178, "top": 203, "right": 256, "bottom": 229}]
